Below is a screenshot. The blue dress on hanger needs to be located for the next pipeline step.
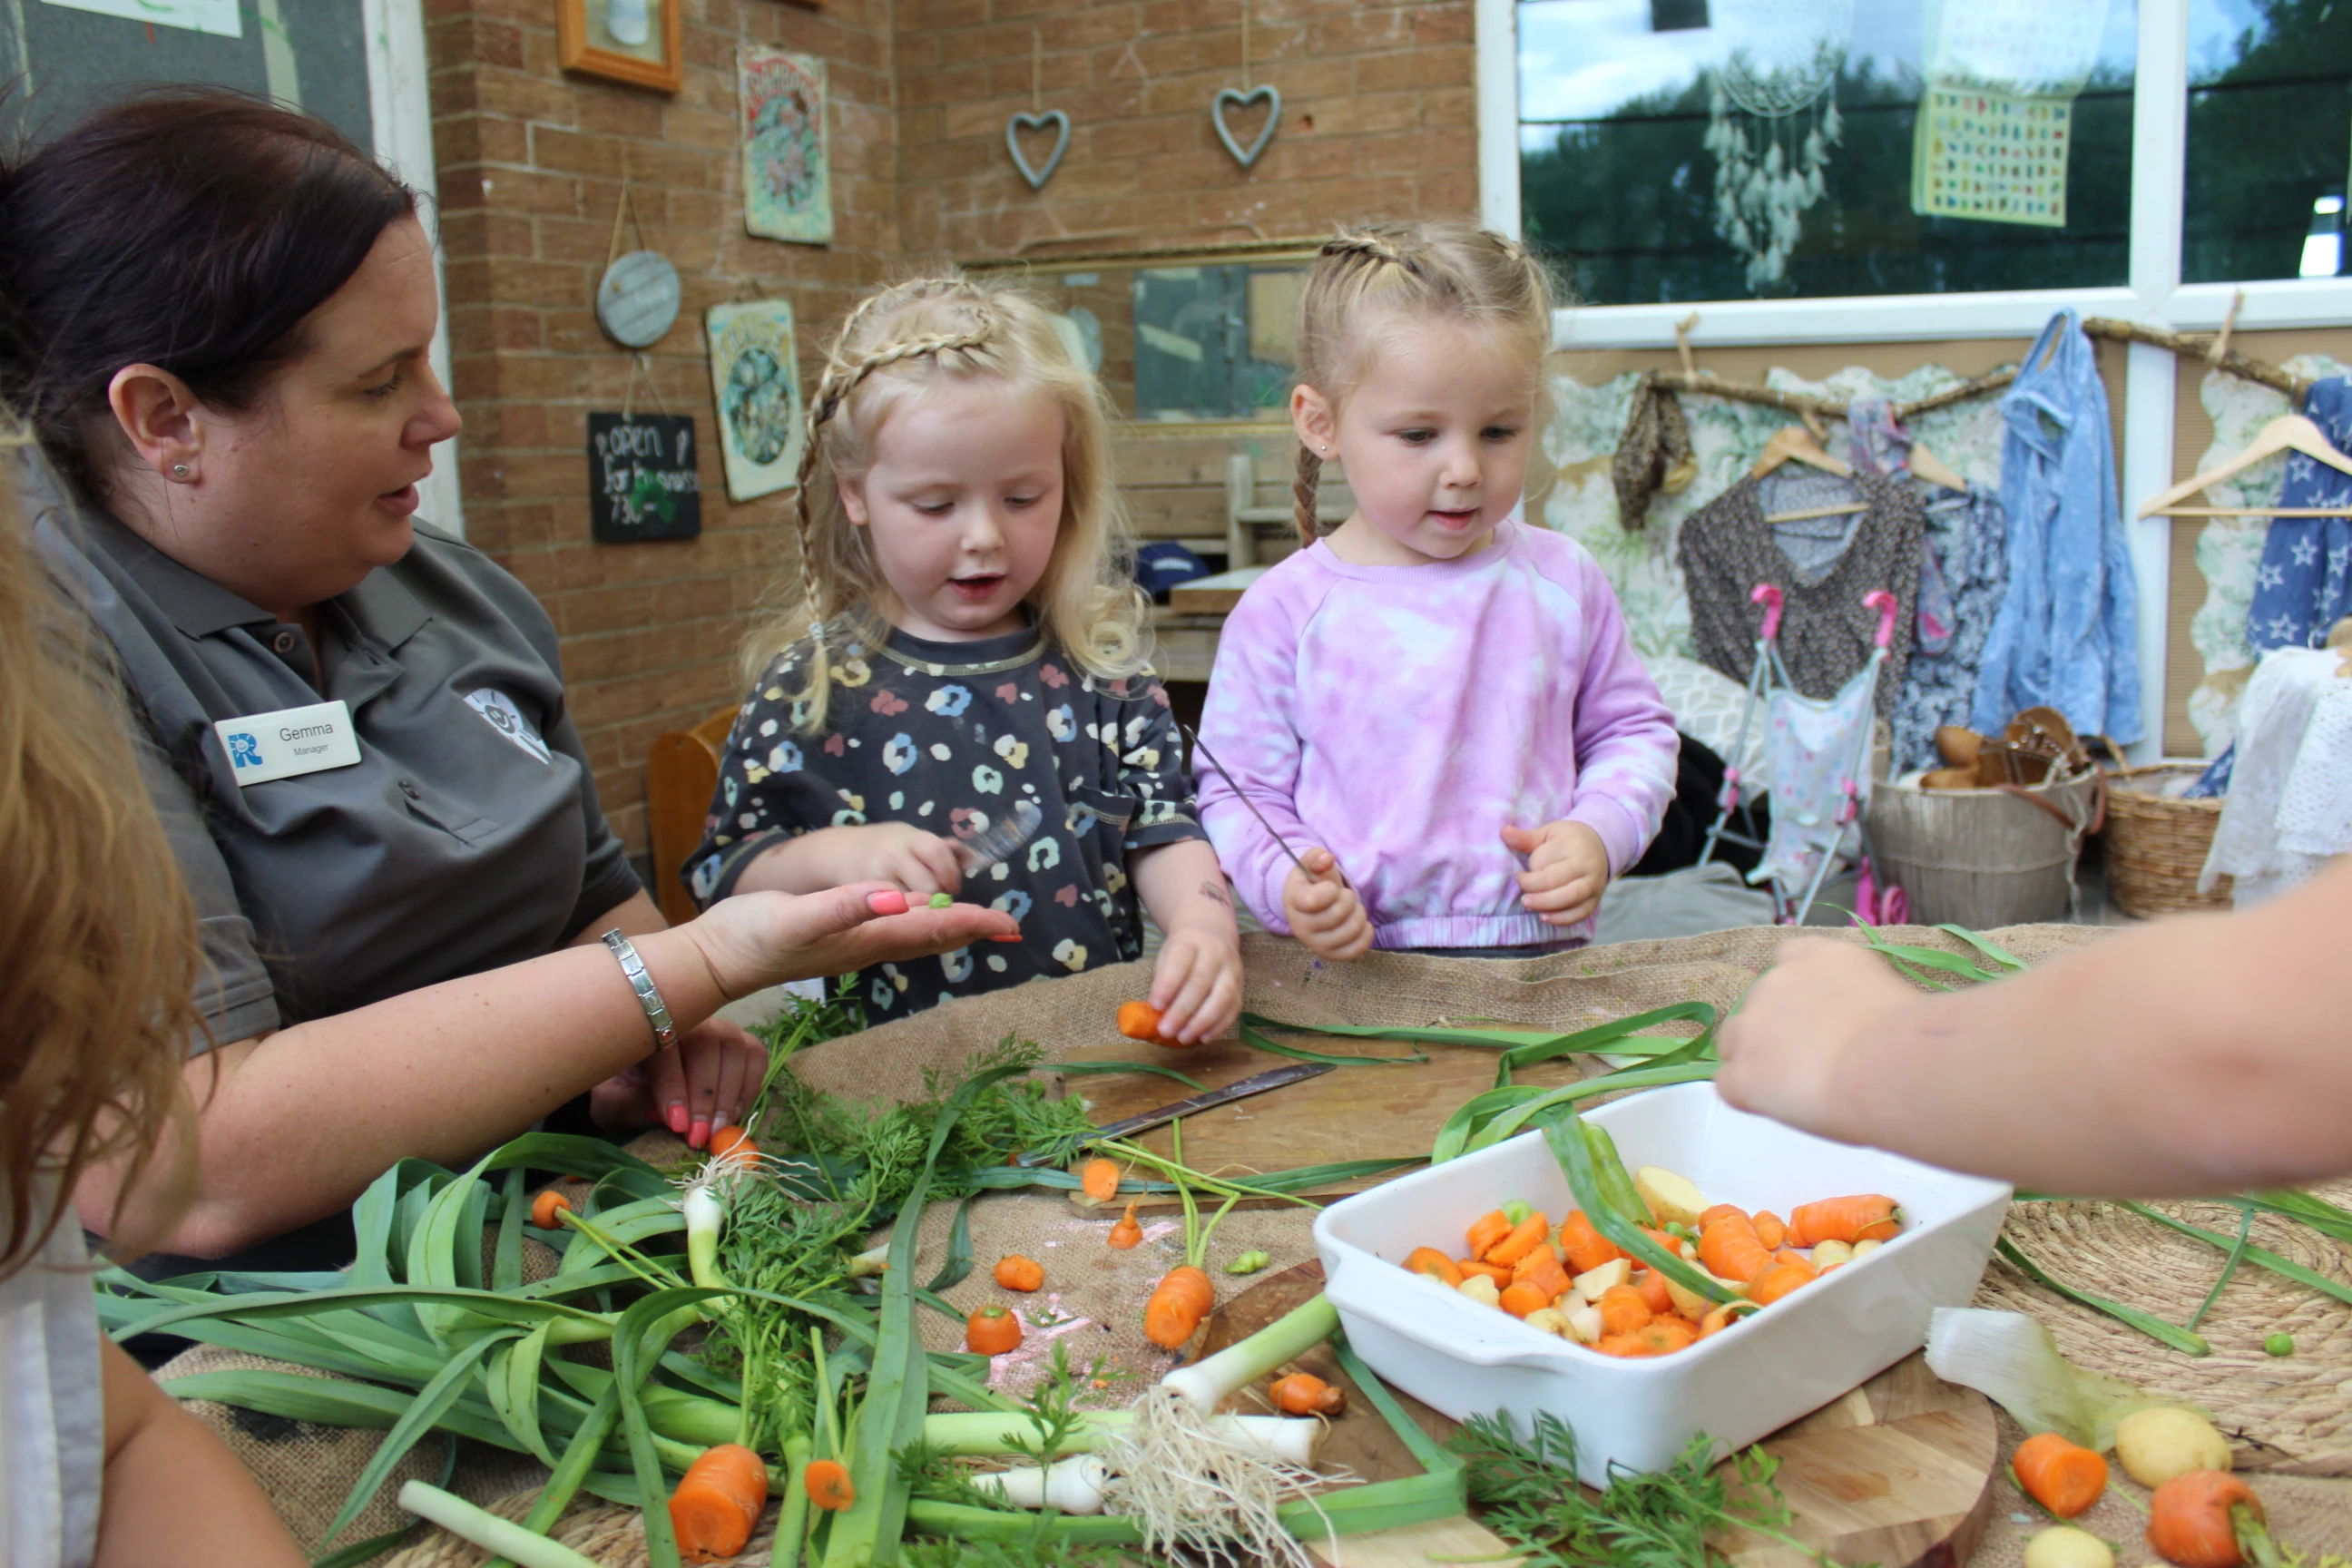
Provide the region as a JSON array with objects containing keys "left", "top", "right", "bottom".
[
  {"left": 2244, "top": 376, "right": 2352, "bottom": 652},
  {"left": 1969, "top": 309, "right": 2143, "bottom": 743}
]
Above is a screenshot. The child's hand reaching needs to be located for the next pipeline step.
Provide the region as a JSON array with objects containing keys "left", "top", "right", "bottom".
[
  {"left": 1502, "top": 820, "right": 1611, "bottom": 926},
  {"left": 1150, "top": 927, "right": 1244, "bottom": 1043},
  {"left": 1281, "top": 848, "right": 1373, "bottom": 960},
  {"left": 858, "top": 822, "right": 967, "bottom": 897}
]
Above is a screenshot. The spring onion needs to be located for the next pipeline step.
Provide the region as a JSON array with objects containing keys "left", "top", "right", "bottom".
[
  {"left": 920, "top": 1410, "right": 1319, "bottom": 1465},
  {"left": 1159, "top": 1295, "right": 1339, "bottom": 1411},
  {"left": 1925, "top": 1308, "right": 2174, "bottom": 1451},
  {"left": 967, "top": 1455, "right": 1112, "bottom": 1514},
  {"left": 397, "top": 1480, "right": 602, "bottom": 1568}
]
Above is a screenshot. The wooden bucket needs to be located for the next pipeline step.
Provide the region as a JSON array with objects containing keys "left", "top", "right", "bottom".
[
  {"left": 1867, "top": 770, "right": 2101, "bottom": 928},
  {"left": 2101, "top": 762, "right": 2233, "bottom": 917}
]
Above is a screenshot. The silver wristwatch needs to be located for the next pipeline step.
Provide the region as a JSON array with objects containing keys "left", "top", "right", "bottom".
[{"left": 602, "top": 929, "right": 678, "bottom": 1052}]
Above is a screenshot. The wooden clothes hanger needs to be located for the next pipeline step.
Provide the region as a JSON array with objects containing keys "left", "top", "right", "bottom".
[
  {"left": 1906, "top": 441, "right": 1966, "bottom": 492},
  {"left": 2138, "top": 413, "right": 2352, "bottom": 519},
  {"left": 1754, "top": 424, "right": 1868, "bottom": 524}
]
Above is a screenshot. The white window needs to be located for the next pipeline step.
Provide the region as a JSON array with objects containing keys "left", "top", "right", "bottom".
[{"left": 1475, "top": 0, "right": 2352, "bottom": 756}]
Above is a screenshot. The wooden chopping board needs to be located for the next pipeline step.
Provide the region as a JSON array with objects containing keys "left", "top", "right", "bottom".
[
  {"left": 1060, "top": 1029, "right": 1621, "bottom": 1204},
  {"left": 1197, "top": 1262, "right": 2000, "bottom": 1568}
]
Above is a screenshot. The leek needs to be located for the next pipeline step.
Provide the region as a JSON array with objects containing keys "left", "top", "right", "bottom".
[
  {"left": 397, "top": 1480, "right": 602, "bottom": 1568},
  {"left": 1160, "top": 1295, "right": 1339, "bottom": 1411},
  {"left": 1925, "top": 1308, "right": 2177, "bottom": 1451}
]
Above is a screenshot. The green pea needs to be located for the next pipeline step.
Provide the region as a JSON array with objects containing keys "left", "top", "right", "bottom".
[
  {"left": 2265, "top": 1331, "right": 2295, "bottom": 1357},
  {"left": 928, "top": 892, "right": 955, "bottom": 908},
  {"left": 1500, "top": 1200, "right": 1533, "bottom": 1227}
]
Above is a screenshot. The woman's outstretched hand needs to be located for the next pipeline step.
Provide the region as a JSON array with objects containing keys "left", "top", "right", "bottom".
[{"left": 683, "top": 882, "right": 1019, "bottom": 1004}]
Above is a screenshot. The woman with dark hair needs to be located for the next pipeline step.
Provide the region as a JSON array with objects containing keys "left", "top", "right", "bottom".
[{"left": 0, "top": 92, "right": 1014, "bottom": 1269}]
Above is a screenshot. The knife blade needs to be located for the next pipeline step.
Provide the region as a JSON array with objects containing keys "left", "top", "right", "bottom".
[{"left": 1019, "top": 1060, "right": 1335, "bottom": 1167}]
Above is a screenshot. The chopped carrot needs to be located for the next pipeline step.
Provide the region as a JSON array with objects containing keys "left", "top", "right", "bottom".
[
  {"left": 2013, "top": 1432, "right": 2108, "bottom": 1519},
  {"left": 1465, "top": 1210, "right": 1513, "bottom": 1259},
  {"left": 1499, "top": 1280, "right": 1551, "bottom": 1318},
  {"left": 967, "top": 1305, "right": 1024, "bottom": 1356},
  {"left": 1117, "top": 999, "right": 1171, "bottom": 1042},
  {"left": 804, "top": 1457, "right": 857, "bottom": 1513},
  {"left": 2147, "top": 1472, "right": 2269, "bottom": 1568},
  {"left": 670, "top": 1443, "right": 768, "bottom": 1563},
  {"left": 707, "top": 1125, "right": 757, "bottom": 1162},
  {"left": 1747, "top": 1259, "right": 1816, "bottom": 1306},
  {"left": 1269, "top": 1372, "right": 1345, "bottom": 1416},
  {"left": 1456, "top": 1259, "right": 1513, "bottom": 1286},
  {"left": 1079, "top": 1158, "right": 1120, "bottom": 1203},
  {"left": 993, "top": 1255, "right": 1044, "bottom": 1292},
  {"left": 1698, "top": 1211, "right": 1773, "bottom": 1283},
  {"left": 1698, "top": 1299, "right": 1758, "bottom": 1338},
  {"left": 1108, "top": 1200, "right": 1143, "bottom": 1249},
  {"left": 1752, "top": 1210, "right": 1787, "bottom": 1249},
  {"left": 1700, "top": 1202, "right": 1749, "bottom": 1230},
  {"left": 1775, "top": 1247, "right": 1810, "bottom": 1270},
  {"left": 1144, "top": 1264, "right": 1215, "bottom": 1348},
  {"left": 1600, "top": 1319, "right": 1698, "bottom": 1357},
  {"left": 1596, "top": 1283, "right": 1653, "bottom": 1337},
  {"left": 1404, "top": 1247, "right": 1462, "bottom": 1285},
  {"left": 1634, "top": 1268, "right": 1675, "bottom": 1318},
  {"left": 529, "top": 1190, "right": 573, "bottom": 1230},
  {"left": 1786, "top": 1195, "right": 1901, "bottom": 1248},
  {"left": 1512, "top": 1252, "right": 1570, "bottom": 1302},
  {"left": 1485, "top": 1211, "right": 1552, "bottom": 1267},
  {"left": 1557, "top": 1210, "right": 1624, "bottom": 1274}
]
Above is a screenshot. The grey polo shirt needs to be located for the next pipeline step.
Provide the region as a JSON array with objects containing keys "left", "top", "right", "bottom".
[{"left": 31, "top": 496, "right": 642, "bottom": 1048}]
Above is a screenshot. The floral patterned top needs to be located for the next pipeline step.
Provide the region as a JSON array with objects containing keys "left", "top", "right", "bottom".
[{"left": 684, "top": 621, "right": 1206, "bottom": 1018}]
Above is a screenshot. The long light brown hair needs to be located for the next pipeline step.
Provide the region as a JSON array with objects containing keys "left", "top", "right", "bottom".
[
  {"left": 1290, "top": 220, "right": 1559, "bottom": 547},
  {"left": 0, "top": 434, "right": 201, "bottom": 1276},
  {"left": 743, "top": 274, "right": 1149, "bottom": 732}
]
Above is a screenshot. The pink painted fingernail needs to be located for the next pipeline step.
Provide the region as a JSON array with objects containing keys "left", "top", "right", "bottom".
[
  {"left": 667, "top": 1104, "right": 689, "bottom": 1135},
  {"left": 867, "top": 889, "right": 909, "bottom": 915},
  {"left": 689, "top": 1118, "right": 710, "bottom": 1148}
]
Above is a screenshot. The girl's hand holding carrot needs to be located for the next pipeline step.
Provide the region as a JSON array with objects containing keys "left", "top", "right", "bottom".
[
  {"left": 1501, "top": 820, "right": 1612, "bottom": 927},
  {"left": 1145, "top": 925, "right": 1245, "bottom": 1044},
  {"left": 1281, "top": 848, "right": 1373, "bottom": 961}
]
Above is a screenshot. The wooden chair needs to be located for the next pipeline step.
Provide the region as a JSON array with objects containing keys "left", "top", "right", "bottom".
[
  {"left": 1224, "top": 450, "right": 1350, "bottom": 567},
  {"left": 644, "top": 701, "right": 740, "bottom": 926}
]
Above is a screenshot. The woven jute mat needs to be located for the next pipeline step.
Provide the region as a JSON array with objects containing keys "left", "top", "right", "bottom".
[{"left": 161, "top": 923, "right": 2352, "bottom": 1563}]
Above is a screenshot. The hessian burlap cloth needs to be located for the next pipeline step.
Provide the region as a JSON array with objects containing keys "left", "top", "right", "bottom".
[{"left": 150, "top": 925, "right": 2352, "bottom": 1564}]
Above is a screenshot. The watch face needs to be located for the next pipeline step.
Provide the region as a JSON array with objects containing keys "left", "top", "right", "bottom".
[{"left": 597, "top": 250, "right": 682, "bottom": 348}]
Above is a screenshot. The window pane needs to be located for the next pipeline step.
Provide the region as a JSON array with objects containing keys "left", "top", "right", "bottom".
[
  {"left": 2183, "top": 0, "right": 2352, "bottom": 283},
  {"left": 1517, "top": 0, "right": 2137, "bottom": 303}
]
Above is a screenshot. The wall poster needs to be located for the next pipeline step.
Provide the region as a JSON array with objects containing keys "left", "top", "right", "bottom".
[
  {"left": 705, "top": 299, "right": 805, "bottom": 504},
  {"left": 740, "top": 46, "right": 833, "bottom": 245}
]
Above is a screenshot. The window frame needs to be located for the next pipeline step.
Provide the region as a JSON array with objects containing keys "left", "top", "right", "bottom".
[{"left": 1476, "top": 0, "right": 2342, "bottom": 760}]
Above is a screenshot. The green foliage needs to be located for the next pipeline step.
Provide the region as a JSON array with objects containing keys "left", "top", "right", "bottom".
[{"left": 1452, "top": 1411, "right": 1836, "bottom": 1568}]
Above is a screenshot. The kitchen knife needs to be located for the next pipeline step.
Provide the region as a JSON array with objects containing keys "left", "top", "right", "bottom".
[{"left": 1017, "top": 1059, "right": 1335, "bottom": 1167}]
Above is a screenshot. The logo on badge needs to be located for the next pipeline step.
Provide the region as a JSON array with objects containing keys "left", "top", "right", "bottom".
[
  {"left": 227, "top": 732, "right": 262, "bottom": 769},
  {"left": 463, "top": 688, "right": 553, "bottom": 764}
]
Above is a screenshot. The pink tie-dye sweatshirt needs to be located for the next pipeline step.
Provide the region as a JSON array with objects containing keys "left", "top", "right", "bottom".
[{"left": 1196, "top": 521, "right": 1679, "bottom": 951}]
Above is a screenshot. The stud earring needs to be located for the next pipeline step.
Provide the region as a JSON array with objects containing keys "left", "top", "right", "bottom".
[{"left": 171, "top": 464, "right": 191, "bottom": 480}]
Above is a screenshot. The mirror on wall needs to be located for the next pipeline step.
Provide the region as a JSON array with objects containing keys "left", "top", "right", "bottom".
[{"left": 975, "top": 246, "right": 1316, "bottom": 426}]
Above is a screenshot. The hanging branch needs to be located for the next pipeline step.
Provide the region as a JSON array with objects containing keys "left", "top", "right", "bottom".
[{"left": 1633, "top": 314, "right": 2311, "bottom": 428}]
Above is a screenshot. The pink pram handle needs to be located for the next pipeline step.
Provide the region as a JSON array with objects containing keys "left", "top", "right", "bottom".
[
  {"left": 1864, "top": 589, "right": 1899, "bottom": 650},
  {"left": 1749, "top": 583, "right": 1785, "bottom": 642}
]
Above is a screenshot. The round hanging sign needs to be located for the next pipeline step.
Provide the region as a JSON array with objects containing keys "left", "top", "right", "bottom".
[{"left": 596, "top": 250, "right": 681, "bottom": 348}]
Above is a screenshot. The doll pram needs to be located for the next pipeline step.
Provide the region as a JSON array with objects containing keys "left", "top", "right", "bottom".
[{"left": 1695, "top": 583, "right": 1908, "bottom": 926}]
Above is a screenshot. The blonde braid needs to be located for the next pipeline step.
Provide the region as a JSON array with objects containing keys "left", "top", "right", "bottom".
[
  {"left": 1291, "top": 443, "right": 1322, "bottom": 551},
  {"left": 1320, "top": 230, "right": 1417, "bottom": 273}
]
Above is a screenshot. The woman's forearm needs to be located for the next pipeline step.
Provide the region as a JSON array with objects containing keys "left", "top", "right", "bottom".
[
  {"left": 83, "top": 924, "right": 730, "bottom": 1256},
  {"left": 1818, "top": 863, "right": 2352, "bottom": 1195}
]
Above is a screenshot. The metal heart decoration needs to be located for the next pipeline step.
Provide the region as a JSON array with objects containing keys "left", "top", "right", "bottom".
[
  {"left": 1212, "top": 84, "right": 1281, "bottom": 169},
  {"left": 1004, "top": 110, "right": 1072, "bottom": 191}
]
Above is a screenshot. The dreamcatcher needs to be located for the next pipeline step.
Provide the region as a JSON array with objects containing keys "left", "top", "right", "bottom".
[{"left": 1702, "top": 0, "right": 1854, "bottom": 293}]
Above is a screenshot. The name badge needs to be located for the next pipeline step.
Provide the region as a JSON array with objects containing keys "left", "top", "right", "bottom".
[{"left": 213, "top": 700, "right": 362, "bottom": 786}]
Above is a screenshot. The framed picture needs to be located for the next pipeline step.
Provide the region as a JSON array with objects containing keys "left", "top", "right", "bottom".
[
  {"left": 740, "top": 46, "right": 833, "bottom": 245},
  {"left": 556, "top": 0, "right": 682, "bottom": 94},
  {"left": 705, "top": 299, "right": 804, "bottom": 503}
]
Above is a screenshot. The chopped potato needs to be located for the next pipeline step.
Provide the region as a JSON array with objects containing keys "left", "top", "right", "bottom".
[{"left": 1634, "top": 1166, "right": 1708, "bottom": 1229}]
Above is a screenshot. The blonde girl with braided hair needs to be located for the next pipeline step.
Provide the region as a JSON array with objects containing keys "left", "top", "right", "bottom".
[
  {"left": 687, "top": 277, "right": 1243, "bottom": 1036},
  {"left": 1196, "top": 220, "right": 1678, "bottom": 961}
]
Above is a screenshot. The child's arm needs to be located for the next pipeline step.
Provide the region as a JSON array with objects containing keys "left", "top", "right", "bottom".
[
  {"left": 95, "top": 1336, "right": 308, "bottom": 1568},
  {"left": 728, "top": 824, "right": 965, "bottom": 898},
  {"left": 1553, "top": 556, "right": 1680, "bottom": 877},
  {"left": 1717, "top": 854, "right": 2352, "bottom": 1196},
  {"left": 1129, "top": 839, "right": 1242, "bottom": 1043}
]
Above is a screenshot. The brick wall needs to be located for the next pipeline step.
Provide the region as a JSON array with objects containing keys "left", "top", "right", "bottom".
[
  {"left": 426, "top": 0, "right": 1479, "bottom": 858},
  {"left": 894, "top": 0, "right": 1475, "bottom": 257}
]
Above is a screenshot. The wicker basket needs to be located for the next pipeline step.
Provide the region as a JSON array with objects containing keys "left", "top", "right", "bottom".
[
  {"left": 2102, "top": 763, "right": 2233, "bottom": 917},
  {"left": 1867, "top": 770, "right": 2100, "bottom": 928}
]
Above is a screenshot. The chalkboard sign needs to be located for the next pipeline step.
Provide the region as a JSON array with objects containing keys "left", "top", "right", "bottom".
[{"left": 589, "top": 413, "right": 701, "bottom": 542}]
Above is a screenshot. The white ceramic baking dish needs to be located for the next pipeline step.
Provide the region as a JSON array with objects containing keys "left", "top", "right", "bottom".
[{"left": 1313, "top": 1082, "right": 2009, "bottom": 1484}]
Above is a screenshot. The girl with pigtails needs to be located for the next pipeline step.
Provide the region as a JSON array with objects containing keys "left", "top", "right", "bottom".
[
  {"left": 685, "top": 278, "right": 1244, "bottom": 1036},
  {"left": 1195, "top": 220, "right": 1680, "bottom": 961}
]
